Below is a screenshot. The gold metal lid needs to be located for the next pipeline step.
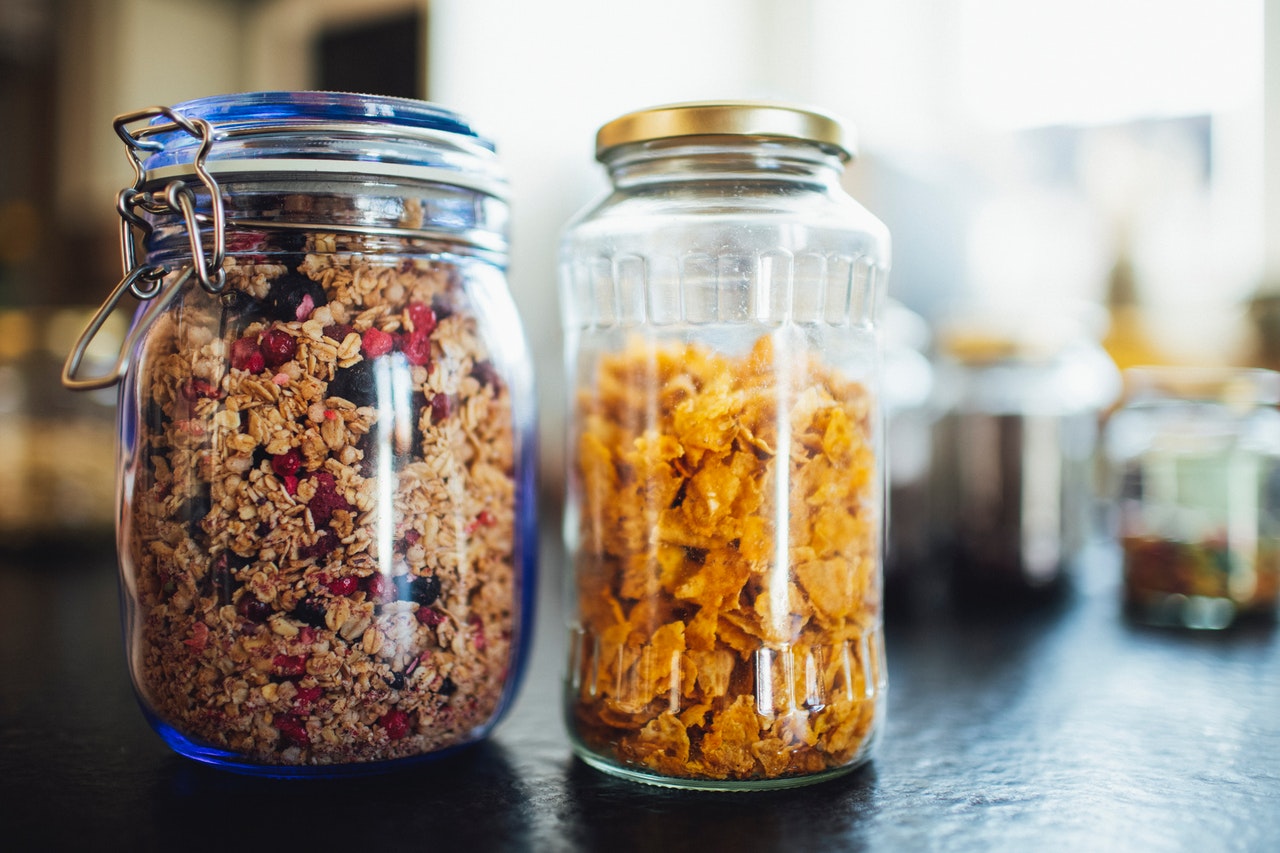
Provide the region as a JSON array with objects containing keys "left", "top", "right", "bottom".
[{"left": 595, "top": 101, "right": 854, "bottom": 161}]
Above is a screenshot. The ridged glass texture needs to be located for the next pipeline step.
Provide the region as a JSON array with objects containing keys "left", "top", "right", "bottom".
[{"left": 560, "top": 138, "right": 890, "bottom": 790}]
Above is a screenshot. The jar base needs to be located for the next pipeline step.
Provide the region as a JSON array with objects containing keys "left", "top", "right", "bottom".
[
  {"left": 1125, "top": 592, "right": 1240, "bottom": 630},
  {"left": 571, "top": 744, "right": 870, "bottom": 792},
  {"left": 145, "top": 710, "right": 488, "bottom": 778}
]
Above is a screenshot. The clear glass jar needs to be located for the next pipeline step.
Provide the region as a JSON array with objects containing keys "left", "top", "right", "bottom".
[
  {"left": 66, "top": 92, "right": 537, "bottom": 775},
  {"left": 1105, "top": 367, "right": 1280, "bottom": 628},
  {"left": 930, "top": 314, "right": 1120, "bottom": 599},
  {"left": 559, "top": 102, "right": 890, "bottom": 790}
]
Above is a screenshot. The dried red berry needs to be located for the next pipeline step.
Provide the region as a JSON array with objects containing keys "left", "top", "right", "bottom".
[
  {"left": 403, "top": 529, "right": 421, "bottom": 546},
  {"left": 260, "top": 328, "right": 297, "bottom": 368},
  {"left": 271, "top": 449, "right": 302, "bottom": 478},
  {"left": 180, "top": 378, "right": 221, "bottom": 401},
  {"left": 283, "top": 474, "right": 299, "bottom": 496},
  {"left": 469, "top": 614, "right": 487, "bottom": 652},
  {"left": 326, "top": 576, "right": 358, "bottom": 596},
  {"left": 224, "top": 232, "right": 265, "bottom": 253},
  {"left": 429, "top": 393, "right": 452, "bottom": 424},
  {"left": 273, "top": 654, "right": 307, "bottom": 677},
  {"left": 364, "top": 573, "right": 391, "bottom": 603},
  {"left": 230, "top": 336, "right": 264, "bottom": 372},
  {"left": 405, "top": 302, "right": 437, "bottom": 336},
  {"left": 183, "top": 621, "right": 209, "bottom": 652},
  {"left": 237, "top": 597, "right": 270, "bottom": 623},
  {"left": 379, "top": 708, "right": 411, "bottom": 740},
  {"left": 293, "top": 686, "right": 323, "bottom": 711},
  {"left": 465, "top": 512, "right": 495, "bottom": 534},
  {"left": 323, "top": 323, "right": 355, "bottom": 342},
  {"left": 307, "top": 471, "right": 351, "bottom": 527},
  {"left": 416, "top": 606, "right": 446, "bottom": 627},
  {"left": 275, "top": 714, "right": 309, "bottom": 746},
  {"left": 361, "top": 327, "right": 395, "bottom": 358},
  {"left": 400, "top": 328, "right": 431, "bottom": 366}
]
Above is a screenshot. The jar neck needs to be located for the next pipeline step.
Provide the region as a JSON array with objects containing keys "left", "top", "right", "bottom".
[{"left": 601, "top": 138, "right": 846, "bottom": 190}]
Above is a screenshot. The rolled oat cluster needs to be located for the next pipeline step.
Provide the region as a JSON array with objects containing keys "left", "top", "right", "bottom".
[
  {"left": 126, "top": 249, "right": 518, "bottom": 766},
  {"left": 568, "top": 335, "right": 884, "bottom": 784}
]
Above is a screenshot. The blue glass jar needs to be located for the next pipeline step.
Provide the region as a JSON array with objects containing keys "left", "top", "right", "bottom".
[{"left": 67, "top": 92, "right": 536, "bottom": 775}]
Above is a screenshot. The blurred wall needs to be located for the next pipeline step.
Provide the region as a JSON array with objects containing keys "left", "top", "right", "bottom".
[
  {"left": 19, "top": 0, "right": 1277, "bottom": 479},
  {"left": 426, "top": 0, "right": 805, "bottom": 493}
]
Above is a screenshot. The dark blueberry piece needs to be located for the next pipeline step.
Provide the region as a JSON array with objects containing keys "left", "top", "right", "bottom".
[
  {"left": 237, "top": 596, "right": 271, "bottom": 623},
  {"left": 208, "top": 553, "right": 237, "bottom": 605},
  {"left": 264, "top": 272, "right": 327, "bottom": 322},
  {"left": 251, "top": 445, "right": 272, "bottom": 471},
  {"left": 298, "top": 530, "right": 339, "bottom": 560},
  {"left": 179, "top": 489, "right": 212, "bottom": 526},
  {"left": 219, "top": 289, "right": 262, "bottom": 329},
  {"left": 430, "top": 294, "right": 454, "bottom": 321},
  {"left": 387, "top": 671, "right": 406, "bottom": 691},
  {"left": 263, "top": 232, "right": 308, "bottom": 269},
  {"left": 293, "top": 596, "right": 328, "bottom": 628},
  {"left": 144, "top": 397, "right": 169, "bottom": 436},
  {"left": 437, "top": 676, "right": 456, "bottom": 697},
  {"left": 470, "top": 360, "right": 502, "bottom": 390},
  {"left": 407, "top": 575, "right": 442, "bottom": 606},
  {"left": 273, "top": 231, "right": 309, "bottom": 254},
  {"left": 327, "top": 358, "right": 378, "bottom": 407}
]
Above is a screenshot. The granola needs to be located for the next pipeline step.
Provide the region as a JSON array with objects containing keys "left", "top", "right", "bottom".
[
  {"left": 124, "top": 246, "right": 520, "bottom": 766},
  {"left": 567, "top": 335, "right": 884, "bottom": 784}
]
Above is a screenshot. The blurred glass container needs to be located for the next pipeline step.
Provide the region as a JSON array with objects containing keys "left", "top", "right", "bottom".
[
  {"left": 1105, "top": 367, "right": 1280, "bottom": 628},
  {"left": 882, "top": 301, "right": 936, "bottom": 597},
  {"left": 0, "top": 307, "right": 119, "bottom": 551},
  {"left": 931, "top": 312, "right": 1120, "bottom": 599}
]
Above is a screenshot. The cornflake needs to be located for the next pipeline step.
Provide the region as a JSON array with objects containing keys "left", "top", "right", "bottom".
[{"left": 569, "top": 335, "right": 884, "bottom": 783}]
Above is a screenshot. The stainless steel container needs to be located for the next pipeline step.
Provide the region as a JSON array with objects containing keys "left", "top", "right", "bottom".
[{"left": 931, "top": 317, "right": 1119, "bottom": 598}]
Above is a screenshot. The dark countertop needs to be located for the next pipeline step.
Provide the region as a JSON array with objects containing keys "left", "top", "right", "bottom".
[{"left": 2, "top": 536, "right": 1277, "bottom": 852}]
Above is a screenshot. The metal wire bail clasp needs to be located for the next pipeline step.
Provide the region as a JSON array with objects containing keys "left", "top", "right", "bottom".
[{"left": 62, "top": 105, "right": 228, "bottom": 391}]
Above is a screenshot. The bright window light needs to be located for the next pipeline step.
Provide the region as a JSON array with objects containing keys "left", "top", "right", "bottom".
[{"left": 959, "top": 0, "right": 1262, "bottom": 129}]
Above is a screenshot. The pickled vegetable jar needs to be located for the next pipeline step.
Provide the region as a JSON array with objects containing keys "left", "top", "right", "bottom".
[
  {"left": 559, "top": 102, "right": 890, "bottom": 789},
  {"left": 63, "top": 92, "right": 536, "bottom": 774},
  {"left": 1106, "top": 367, "right": 1280, "bottom": 628}
]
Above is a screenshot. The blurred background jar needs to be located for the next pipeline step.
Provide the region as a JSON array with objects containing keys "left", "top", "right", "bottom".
[
  {"left": 881, "top": 300, "right": 937, "bottom": 610},
  {"left": 930, "top": 309, "right": 1121, "bottom": 602},
  {"left": 0, "top": 307, "right": 119, "bottom": 552},
  {"left": 1104, "top": 367, "right": 1280, "bottom": 629}
]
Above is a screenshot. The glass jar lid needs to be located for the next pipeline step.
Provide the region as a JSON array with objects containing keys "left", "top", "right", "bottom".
[{"left": 595, "top": 101, "right": 854, "bottom": 162}]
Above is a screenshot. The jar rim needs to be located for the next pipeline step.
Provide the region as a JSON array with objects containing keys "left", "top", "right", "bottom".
[
  {"left": 163, "top": 91, "right": 492, "bottom": 145},
  {"left": 595, "top": 101, "right": 854, "bottom": 163},
  {"left": 135, "top": 91, "right": 507, "bottom": 199},
  {"left": 1123, "top": 366, "right": 1280, "bottom": 407}
]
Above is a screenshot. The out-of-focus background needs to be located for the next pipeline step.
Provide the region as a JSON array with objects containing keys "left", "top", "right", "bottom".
[{"left": 2, "top": 0, "right": 1278, "bottom": 558}]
